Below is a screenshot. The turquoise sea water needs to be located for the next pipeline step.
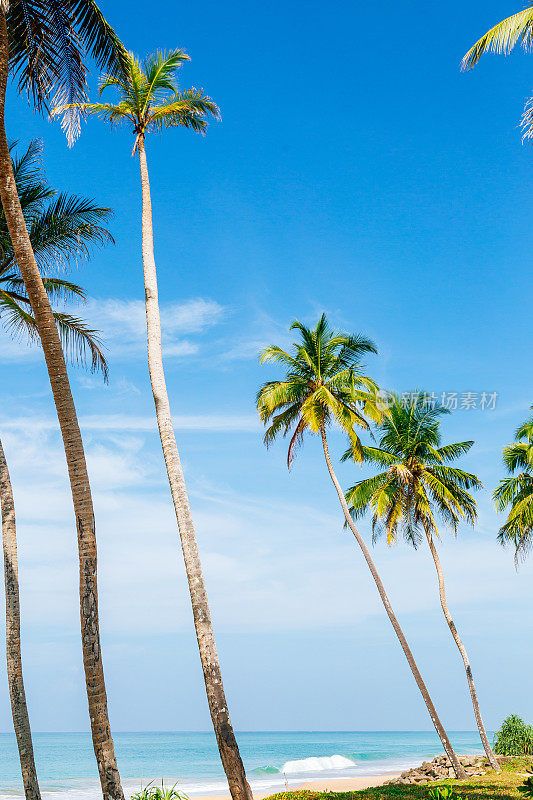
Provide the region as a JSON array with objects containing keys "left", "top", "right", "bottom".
[{"left": 0, "top": 731, "right": 486, "bottom": 799}]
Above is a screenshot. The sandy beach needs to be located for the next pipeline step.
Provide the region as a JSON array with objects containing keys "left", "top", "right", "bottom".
[{"left": 191, "top": 773, "right": 402, "bottom": 800}]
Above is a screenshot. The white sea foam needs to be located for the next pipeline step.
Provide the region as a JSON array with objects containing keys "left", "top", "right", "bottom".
[{"left": 281, "top": 755, "right": 356, "bottom": 774}]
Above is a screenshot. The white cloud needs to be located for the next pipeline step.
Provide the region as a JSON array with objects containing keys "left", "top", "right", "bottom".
[
  {"left": 219, "top": 310, "right": 292, "bottom": 361},
  {"left": 162, "top": 341, "right": 198, "bottom": 357},
  {"left": 1, "top": 412, "right": 260, "bottom": 433},
  {"left": 0, "top": 297, "right": 226, "bottom": 364},
  {"left": 83, "top": 297, "right": 225, "bottom": 360}
]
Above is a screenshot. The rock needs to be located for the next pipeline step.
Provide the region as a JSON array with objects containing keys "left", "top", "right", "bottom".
[{"left": 387, "top": 753, "right": 495, "bottom": 787}]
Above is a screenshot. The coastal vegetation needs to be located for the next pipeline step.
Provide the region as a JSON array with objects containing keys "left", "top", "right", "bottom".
[
  {"left": 494, "top": 717, "right": 533, "bottom": 757},
  {"left": 131, "top": 781, "right": 187, "bottom": 800}
]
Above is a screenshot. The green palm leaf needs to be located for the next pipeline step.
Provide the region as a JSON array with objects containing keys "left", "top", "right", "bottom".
[
  {"left": 494, "top": 406, "right": 533, "bottom": 559},
  {"left": 462, "top": 5, "right": 533, "bottom": 138},
  {"left": 344, "top": 393, "right": 480, "bottom": 545},
  {"left": 7, "top": 0, "right": 128, "bottom": 144},
  {"left": 52, "top": 49, "right": 219, "bottom": 148},
  {"left": 257, "top": 314, "right": 380, "bottom": 466},
  {"left": 462, "top": 6, "right": 533, "bottom": 70}
]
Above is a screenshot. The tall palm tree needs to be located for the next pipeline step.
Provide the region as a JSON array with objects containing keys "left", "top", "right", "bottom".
[
  {"left": 494, "top": 406, "right": 533, "bottom": 562},
  {"left": 53, "top": 52, "right": 252, "bottom": 800},
  {"left": 462, "top": 5, "right": 533, "bottom": 138},
  {"left": 256, "top": 316, "right": 466, "bottom": 779},
  {"left": 0, "top": 4, "right": 127, "bottom": 797},
  {"left": 344, "top": 393, "right": 498, "bottom": 770},
  {"left": 1, "top": 140, "right": 112, "bottom": 800}
]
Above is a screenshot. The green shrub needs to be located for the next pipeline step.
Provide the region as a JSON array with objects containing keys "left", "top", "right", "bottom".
[
  {"left": 428, "top": 787, "right": 466, "bottom": 800},
  {"left": 494, "top": 714, "right": 533, "bottom": 756},
  {"left": 131, "top": 782, "right": 187, "bottom": 800},
  {"left": 518, "top": 773, "right": 533, "bottom": 797}
]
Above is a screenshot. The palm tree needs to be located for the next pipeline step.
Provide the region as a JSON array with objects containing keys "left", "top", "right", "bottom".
[
  {"left": 53, "top": 52, "right": 252, "bottom": 800},
  {"left": 256, "top": 316, "right": 466, "bottom": 779},
  {"left": 1, "top": 140, "right": 112, "bottom": 800},
  {"left": 0, "top": 4, "right": 127, "bottom": 797},
  {"left": 462, "top": 5, "right": 533, "bottom": 138},
  {"left": 344, "top": 393, "right": 498, "bottom": 770},
  {"left": 494, "top": 406, "right": 533, "bottom": 562}
]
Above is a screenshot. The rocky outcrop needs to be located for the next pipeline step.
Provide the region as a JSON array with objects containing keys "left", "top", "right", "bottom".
[{"left": 388, "top": 754, "right": 516, "bottom": 786}]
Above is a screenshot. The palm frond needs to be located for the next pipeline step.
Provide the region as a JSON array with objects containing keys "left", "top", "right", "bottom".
[
  {"left": 5, "top": 275, "right": 86, "bottom": 302},
  {"left": 345, "top": 472, "right": 390, "bottom": 518},
  {"left": 53, "top": 310, "right": 108, "bottom": 378},
  {"left": 27, "top": 191, "right": 114, "bottom": 270},
  {"left": 141, "top": 49, "right": 190, "bottom": 111},
  {"left": 257, "top": 315, "right": 379, "bottom": 464},
  {"left": 433, "top": 440, "right": 474, "bottom": 463},
  {"left": 462, "top": 6, "right": 533, "bottom": 70},
  {"left": 515, "top": 408, "right": 533, "bottom": 441},
  {"left": 149, "top": 90, "right": 220, "bottom": 134},
  {"left": 262, "top": 403, "right": 302, "bottom": 448},
  {"left": 51, "top": 100, "right": 135, "bottom": 127},
  {"left": 7, "top": 0, "right": 128, "bottom": 144},
  {"left": 502, "top": 442, "right": 533, "bottom": 473}
]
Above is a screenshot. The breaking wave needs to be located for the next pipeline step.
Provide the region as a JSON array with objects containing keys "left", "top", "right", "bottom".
[
  {"left": 282, "top": 755, "right": 357, "bottom": 774},
  {"left": 252, "top": 754, "right": 357, "bottom": 777}
]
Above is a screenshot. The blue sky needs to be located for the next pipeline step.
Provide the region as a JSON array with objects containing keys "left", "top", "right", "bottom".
[{"left": 1, "top": 0, "right": 533, "bottom": 736}]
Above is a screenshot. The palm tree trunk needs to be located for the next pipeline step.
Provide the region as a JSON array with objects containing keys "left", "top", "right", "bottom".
[
  {"left": 0, "top": 437, "right": 41, "bottom": 800},
  {"left": 0, "top": 13, "right": 124, "bottom": 800},
  {"left": 319, "top": 424, "right": 466, "bottom": 779},
  {"left": 423, "top": 524, "right": 499, "bottom": 770},
  {"left": 136, "top": 135, "right": 253, "bottom": 800}
]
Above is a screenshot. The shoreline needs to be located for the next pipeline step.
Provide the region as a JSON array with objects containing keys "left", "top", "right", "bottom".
[{"left": 189, "top": 774, "right": 402, "bottom": 800}]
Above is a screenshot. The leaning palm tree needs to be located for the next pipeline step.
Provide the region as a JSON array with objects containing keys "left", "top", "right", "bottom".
[
  {"left": 494, "top": 406, "right": 533, "bottom": 562},
  {"left": 256, "top": 316, "right": 466, "bottom": 779},
  {"left": 53, "top": 52, "right": 252, "bottom": 800},
  {"left": 0, "top": 4, "right": 127, "bottom": 797},
  {"left": 344, "top": 393, "right": 499, "bottom": 771},
  {"left": 462, "top": 5, "right": 533, "bottom": 138},
  {"left": 1, "top": 141, "right": 112, "bottom": 800}
]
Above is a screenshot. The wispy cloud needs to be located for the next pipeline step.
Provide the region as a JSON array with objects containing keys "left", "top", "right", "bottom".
[
  {"left": 220, "top": 309, "right": 291, "bottom": 361},
  {"left": 0, "top": 297, "right": 226, "bottom": 364},
  {"left": 1, "top": 412, "right": 260, "bottom": 433},
  {"left": 85, "top": 297, "right": 225, "bottom": 359}
]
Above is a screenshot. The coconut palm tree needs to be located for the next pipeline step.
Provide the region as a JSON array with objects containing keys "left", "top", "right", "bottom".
[
  {"left": 462, "top": 5, "right": 533, "bottom": 138},
  {"left": 0, "top": 4, "right": 126, "bottom": 797},
  {"left": 344, "top": 393, "right": 498, "bottom": 770},
  {"left": 494, "top": 406, "right": 533, "bottom": 562},
  {"left": 52, "top": 52, "right": 252, "bottom": 800},
  {"left": 1, "top": 140, "right": 112, "bottom": 800},
  {"left": 256, "top": 316, "right": 466, "bottom": 779}
]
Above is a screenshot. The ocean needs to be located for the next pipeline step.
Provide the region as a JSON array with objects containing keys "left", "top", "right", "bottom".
[{"left": 0, "top": 731, "right": 486, "bottom": 799}]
